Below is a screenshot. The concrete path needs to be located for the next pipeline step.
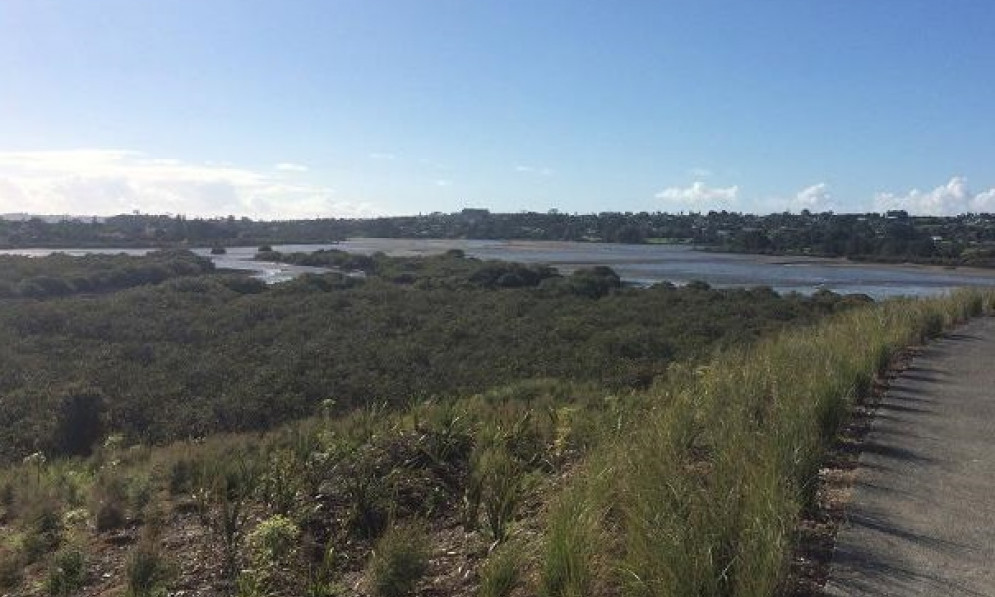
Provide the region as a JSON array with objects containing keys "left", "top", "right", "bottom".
[{"left": 825, "top": 316, "right": 995, "bottom": 596}]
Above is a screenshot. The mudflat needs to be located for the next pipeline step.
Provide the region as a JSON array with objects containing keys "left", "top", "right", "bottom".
[{"left": 825, "top": 316, "right": 995, "bottom": 596}]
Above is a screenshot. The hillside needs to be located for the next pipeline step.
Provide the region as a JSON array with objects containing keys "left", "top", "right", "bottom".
[{"left": 0, "top": 250, "right": 990, "bottom": 596}]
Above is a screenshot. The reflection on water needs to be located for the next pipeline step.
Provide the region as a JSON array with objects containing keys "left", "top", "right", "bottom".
[{"left": 4, "top": 239, "right": 995, "bottom": 299}]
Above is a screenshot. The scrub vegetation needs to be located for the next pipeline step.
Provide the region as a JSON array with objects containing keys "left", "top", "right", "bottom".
[
  {"left": 0, "top": 248, "right": 990, "bottom": 596},
  {"left": 0, "top": 249, "right": 856, "bottom": 462},
  {"left": 0, "top": 250, "right": 213, "bottom": 299}
]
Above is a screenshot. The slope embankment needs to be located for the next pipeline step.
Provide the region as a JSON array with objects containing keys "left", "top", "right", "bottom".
[{"left": 826, "top": 316, "right": 995, "bottom": 596}]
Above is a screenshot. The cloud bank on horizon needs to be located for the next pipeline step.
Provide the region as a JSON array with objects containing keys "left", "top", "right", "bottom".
[
  {"left": 0, "top": 150, "right": 376, "bottom": 219},
  {"left": 873, "top": 177, "right": 995, "bottom": 217},
  {"left": 655, "top": 178, "right": 995, "bottom": 216},
  {"left": 1, "top": 150, "right": 994, "bottom": 219}
]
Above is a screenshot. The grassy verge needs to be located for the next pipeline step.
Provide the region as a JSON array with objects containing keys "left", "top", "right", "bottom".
[
  {"left": 1, "top": 288, "right": 992, "bottom": 595},
  {"left": 540, "top": 288, "right": 995, "bottom": 597}
]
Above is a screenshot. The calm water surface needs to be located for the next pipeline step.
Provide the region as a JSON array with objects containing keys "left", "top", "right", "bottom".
[{"left": 5, "top": 239, "right": 995, "bottom": 299}]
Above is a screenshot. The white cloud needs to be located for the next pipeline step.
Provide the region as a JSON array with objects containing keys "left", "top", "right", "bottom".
[
  {"left": 0, "top": 149, "right": 376, "bottom": 219},
  {"left": 655, "top": 181, "right": 739, "bottom": 209},
  {"left": 791, "top": 182, "right": 833, "bottom": 212},
  {"left": 975, "top": 189, "right": 995, "bottom": 212},
  {"left": 275, "top": 162, "right": 308, "bottom": 172},
  {"left": 873, "top": 176, "right": 995, "bottom": 215}
]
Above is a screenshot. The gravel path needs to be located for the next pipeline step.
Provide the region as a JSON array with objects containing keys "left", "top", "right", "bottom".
[{"left": 825, "top": 316, "right": 995, "bottom": 596}]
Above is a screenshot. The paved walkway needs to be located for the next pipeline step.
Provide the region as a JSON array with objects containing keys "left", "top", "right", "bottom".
[{"left": 825, "top": 316, "right": 995, "bottom": 596}]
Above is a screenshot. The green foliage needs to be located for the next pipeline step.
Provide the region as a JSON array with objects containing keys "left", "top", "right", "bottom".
[
  {"left": 196, "top": 454, "right": 261, "bottom": 580},
  {"left": 91, "top": 470, "right": 128, "bottom": 531},
  {"left": 46, "top": 546, "right": 86, "bottom": 596},
  {"left": 51, "top": 388, "right": 105, "bottom": 457},
  {"left": 7, "top": 211, "right": 995, "bottom": 267},
  {"left": 0, "top": 250, "right": 214, "bottom": 299},
  {"left": 0, "top": 547, "right": 23, "bottom": 590},
  {"left": 305, "top": 543, "right": 341, "bottom": 597},
  {"left": 248, "top": 515, "right": 299, "bottom": 565},
  {"left": 0, "top": 279, "right": 988, "bottom": 596},
  {"left": 541, "top": 288, "right": 995, "bottom": 597},
  {"left": 0, "top": 252, "right": 853, "bottom": 463},
  {"left": 238, "top": 515, "right": 301, "bottom": 596},
  {"left": 540, "top": 486, "right": 599, "bottom": 597},
  {"left": 367, "top": 522, "right": 430, "bottom": 597},
  {"left": 477, "top": 541, "right": 525, "bottom": 597},
  {"left": 259, "top": 449, "right": 304, "bottom": 517},
  {"left": 21, "top": 494, "right": 63, "bottom": 563},
  {"left": 125, "top": 541, "right": 172, "bottom": 597},
  {"left": 472, "top": 445, "right": 522, "bottom": 543}
]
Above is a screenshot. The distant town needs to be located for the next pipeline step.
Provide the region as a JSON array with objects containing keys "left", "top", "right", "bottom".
[{"left": 3, "top": 208, "right": 995, "bottom": 267}]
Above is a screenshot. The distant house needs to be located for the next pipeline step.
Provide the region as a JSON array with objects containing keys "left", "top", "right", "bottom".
[{"left": 460, "top": 208, "right": 490, "bottom": 224}]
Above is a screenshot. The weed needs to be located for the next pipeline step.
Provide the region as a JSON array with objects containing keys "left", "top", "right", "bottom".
[
  {"left": 477, "top": 540, "right": 524, "bottom": 597},
  {"left": 260, "top": 448, "right": 303, "bottom": 516},
  {"left": 238, "top": 514, "right": 301, "bottom": 595},
  {"left": 305, "top": 542, "right": 340, "bottom": 597},
  {"left": 344, "top": 459, "right": 388, "bottom": 539},
  {"left": 0, "top": 547, "right": 23, "bottom": 590},
  {"left": 367, "top": 522, "right": 430, "bottom": 597},
  {"left": 22, "top": 496, "right": 63, "bottom": 563},
  {"left": 46, "top": 546, "right": 86, "bottom": 596},
  {"left": 197, "top": 454, "right": 261, "bottom": 580},
  {"left": 125, "top": 540, "right": 172, "bottom": 597},
  {"left": 92, "top": 471, "right": 128, "bottom": 531},
  {"left": 540, "top": 486, "right": 598, "bottom": 597},
  {"left": 474, "top": 445, "right": 522, "bottom": 543}
]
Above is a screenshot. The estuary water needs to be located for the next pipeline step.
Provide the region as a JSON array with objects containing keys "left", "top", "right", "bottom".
[{"left": 5, "top": 238, "right": 995, "bottom": 299}]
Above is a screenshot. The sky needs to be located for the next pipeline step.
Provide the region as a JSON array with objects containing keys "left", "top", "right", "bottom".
[{"left": 1, "top": 1, "right": 994, "bottom": 220}]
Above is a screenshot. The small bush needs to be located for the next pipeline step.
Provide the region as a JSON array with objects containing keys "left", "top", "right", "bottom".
[
  {"left": 125, "top": 541, "right": 171, "bottom": 597},
  {"left": 22, "top": 498, "right": 63, "bottom": 562},
  {"left": 247, "top": 514, "right": 299, "bottom": 565},
  {"left": 305, "top": 542, "right": 340, "bottom": 597},
  {"left": 367, "top": 523, "right": 430, "bottom": 597},
  {"left": 477, "top": 541, "right": 524, "bottom": 597},
  {"left": 168, "top": 458, "right": 193, "bottom": 495},
  {"left": 46, "top": 547, "right": 86, "bottom": 596},
  {"left": 239, "top": 514, "right": 301, "bottom": 595},
  {"left": 474, "top": 445, "right": 522, "bottom": 543},
  {"left": 0, "top": 548, "right": 23, "bottom": 590},
  {"left": 90, "top": 469, "right": 133, "bottom": 532},
  {"left": 540, "top": 494, "right": 595, "bottom": 597},
  {"left": 127, "top": 474, "right": 154, "bottom": 517}
]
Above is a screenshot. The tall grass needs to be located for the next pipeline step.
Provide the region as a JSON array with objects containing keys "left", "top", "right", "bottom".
[{"left": 541, "top": 288, "right": 995, "bottom": 597}]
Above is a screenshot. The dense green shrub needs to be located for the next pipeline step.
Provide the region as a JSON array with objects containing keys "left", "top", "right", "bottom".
[
  {"left": 0, "top": 250, "right": 213, "bottom": 299},
  {"left": 51, "top": 389, "right": 106, "bottom": 457},
  {"left": 0, "top": 251, "right": 855, "bottom": 463},
  {"left": 46, "top": 546, "right": 87, "bottom": 596},
  {"left": 238, "top": 515, "right": 301, "bottom": 596}
]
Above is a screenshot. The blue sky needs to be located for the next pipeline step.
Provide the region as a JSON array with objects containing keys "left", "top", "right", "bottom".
[{"left": 1, "top": 1, "right": 994, "bottom": 219}]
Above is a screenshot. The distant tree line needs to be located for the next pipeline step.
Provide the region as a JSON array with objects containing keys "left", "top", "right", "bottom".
[{"left": 4, "top": 209, "right": 994, "bottom": 266}]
